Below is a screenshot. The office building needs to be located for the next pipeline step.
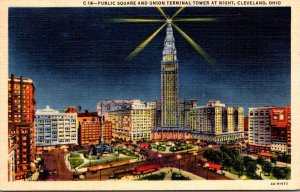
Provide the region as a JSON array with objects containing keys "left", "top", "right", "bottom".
[
  {"left": 151, "top": 24, "right": 188, "bottom": 140},
  {"left": 101, "top": 120, "right": 113, "bottom": 144},
  {"left": 108, "top": 100, "right": 156, "bottom": 141},
  {"left": 248, "top": 106, "right": 274, "bottom": 152},
  {"left": 35, "top": 106, "right": 78, "bottom": 146},
  {"left": 189, "top": 100, "right": 244, "bottom": 144},
  {"left": 8, "top": 75, "right": 36, "bottom": 180},
  {"left": 78, "top": 111, "right": 100, "bottom": 146},
  {"left": 244, "top": 116, "right": 249, "bottom": 143},
  {"left": 270, "top": 105, "right": 291, "bottom": 153},
  {"left": 248, "top": 105, "right": 291, "bottom": 153}
]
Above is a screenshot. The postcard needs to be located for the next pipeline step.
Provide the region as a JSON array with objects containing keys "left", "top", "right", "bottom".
[{"left": 0, "top": 0, "right": 299, "bottom": 190}]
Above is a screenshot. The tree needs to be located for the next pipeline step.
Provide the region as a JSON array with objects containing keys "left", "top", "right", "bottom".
[
  {"left": 223, "top": 157, "right": 233, "bottom": 171},
  {"left": 243, "top": 156, "right": 253, "bottom": 165},
  {"left": 286, "top": 154, "right": 291, "bottom": 164},
  {"left": 256, "top": 156, "right": 264, "bottom": 165},
  {"left": 281, "top": 153, "right": 291, "bottom": 164},
  {"left": 232, "top": 148, "right": 240, "bottom": 156},
  {"left": 271, "top": 157, "right": 277, "bottom": 165},
  {"left": 233, "top": 157, "right": 244, "bottom": 177},
  {"left": 261, "top": 161, "right": 272, "bottom": 176},
  {"left": 211, "top": 152, "right": 221, "bottom": 164},
  {"left": 246, "top": 161, "right": 258, "bottom": 178},
  {"left": 272, "top": 167, "right": 286, "bottom": 180},
  {"left": 203, "top": 150, "right": 214, "bottom": 161}
]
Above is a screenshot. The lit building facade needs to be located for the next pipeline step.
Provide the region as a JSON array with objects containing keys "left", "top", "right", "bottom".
[
  {"left": 8, "top": 132, "right": 17, "bottom": 181},
  {"left": 270, "top": 105, "right": 291, "bottom": 153},
  {"left": 97, "top": 100, "right": 133, "bottom": 120},
  {"left": 161, "top": 24, "right": 179, "bottom": 127},
  {"left": 35, "top": 106, "right": 78, "bottom": 146},
  {"left": 248, "top": 106, "right": 274, "bottom": 152},
  {"left": 8, "top": 75, "right": 36, "bottom": 180},
  {"left": 248, "top": 105, "right": 291, "bottom": 153},
  {"left": 286, "top": 105, "right": 291, "bottom": 153},
  {"left": 189, "top": 100, "right": 244, "bottom": 144},
  {"left": 101, "top": 120, "right": 113, "bottom": 144},
  {"left": 151, "top": 23, "right": 188, "bottom": 140},
  {"left": 78, "top": 111, "right": 100, "bottom": 146},
  {"left": 108, "top": 100, "right": 156, "bottom": 141},
  {"left": 244, "top": 116, "right": 249, "bottom": 143}
]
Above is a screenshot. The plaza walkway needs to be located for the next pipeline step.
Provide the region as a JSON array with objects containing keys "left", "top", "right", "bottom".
[{"left": 120, "top": 167, "right": 205, "bottom": 180}]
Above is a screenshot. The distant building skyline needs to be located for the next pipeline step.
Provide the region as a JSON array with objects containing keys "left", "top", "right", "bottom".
[{"left": 9, "top": 7, "right": 290, "bottom": 112}]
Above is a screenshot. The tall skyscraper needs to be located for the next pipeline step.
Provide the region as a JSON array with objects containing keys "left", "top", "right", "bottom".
[
  {"left": 161, "top": 23, "right": 179, "bottom": 127},
  {"left": 152, "top": 23, "right": 188, "bottom": 140},
  {"left": 8, "top": 75, "right": 36, "bottom": 180}
]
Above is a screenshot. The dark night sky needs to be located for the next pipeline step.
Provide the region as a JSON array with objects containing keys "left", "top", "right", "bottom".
[{"left": 9, "top": 7, "right": 290, "bottom": 112}]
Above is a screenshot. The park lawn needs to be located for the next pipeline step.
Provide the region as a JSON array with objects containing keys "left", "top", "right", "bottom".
[
  {"left": 68, "top": 155, "right": 84, "bottom": 169},
  {"left": 138, "top": 172, "right": 166, "bottom": 180},
  {"left": 267, "top": 174, "right": 279, "bottom": 180},
  {"left": 227, "top": 167, "right": 252, "bottom": 180},
  {"left": 157, "top": 145, "right": 166, "bottom": 151},
  {"left": 229, "top": 167, "right": 243, "bottom": 177},
  {"left": 69, "top": 152, "right": 81, "bottom": 158},
  {"left": 170, "top": 145, "right": 193, "bottom": 152},
  {"left": 80, "top": 156, "right": 135, "bottom": 168},
  {"left": 115, "top": 148, "right": 138, "bottom": 157}
]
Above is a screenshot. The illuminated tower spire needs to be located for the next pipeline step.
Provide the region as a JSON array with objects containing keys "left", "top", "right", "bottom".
[
  {"left": 162, "top": 23, "right": 177, "bottom": 62},
  {"left": 161, "top": 23, "right": 179, "bottom": 127}
]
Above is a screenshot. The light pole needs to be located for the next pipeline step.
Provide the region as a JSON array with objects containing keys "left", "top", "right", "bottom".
[
  {"left": 99, "top": 166, "right": 102, "bottom": 181},
  {"left": 193, "top": 152, "right": 197, "bottom": 165},
  {"left": 176, "top": 154, "right": 182, "bottom": 174},
  {"left": 158, "top": 153, "right": 162, "bottom": 166},
  {"left": 204, "top": 162, "right": 209, "bottom": 180}
]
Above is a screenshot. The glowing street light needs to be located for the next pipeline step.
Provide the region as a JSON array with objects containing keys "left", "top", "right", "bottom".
[
  {"left": 158, "top": 153, "right": 162, "bottom": 165},
  {"left": 193, "top": 152, "right": 197, "bottom": 165},
  {"left": 204, "top": 162, "right": 209, "bottom": 180},
  {"left": 176, "top": 154, "right": 182, "bottom": 173}
]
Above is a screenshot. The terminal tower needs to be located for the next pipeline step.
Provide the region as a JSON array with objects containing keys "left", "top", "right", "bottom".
[{"left": 151, "top": 23, "right": 188, "bottom": 140}]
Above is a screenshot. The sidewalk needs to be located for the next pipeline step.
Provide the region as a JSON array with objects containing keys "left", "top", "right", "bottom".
[
  {"left": 120, "top": 167, "right": 205, "bottom": 180},
  {"left": 222, "top": 170, "right": 245, "bottom": 180}
]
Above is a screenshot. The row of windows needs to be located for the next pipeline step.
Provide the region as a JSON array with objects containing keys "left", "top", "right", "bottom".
[
  {"left": 249, "top": 111, "right": 270, "bottom": 116},
  {"left": 36, "top": 116, "right": 76, "bottom": 119}
]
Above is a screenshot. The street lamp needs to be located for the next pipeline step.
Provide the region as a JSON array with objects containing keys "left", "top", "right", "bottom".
[
  {"left": 98, "top": 166, "right": 103, "bottom": 181},
  {"left": 204, "top": 162, "right": 209, "bottom": 180},
  {"left": 193, "top": 152, "right": 197, "bottom": 165},
  {"left": 176, "top": 154, "right": 182, "bottom": 174},
  {"left": 158, "top": 153, "right": 162, "bottom": 165}
]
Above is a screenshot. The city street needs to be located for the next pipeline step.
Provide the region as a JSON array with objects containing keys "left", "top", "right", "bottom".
[
  {"left": 40, "top": 149, "right": 73, "bottom": 181},
  {"left": 39, "top": 143, "right": 231, "bottom": 181}
]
